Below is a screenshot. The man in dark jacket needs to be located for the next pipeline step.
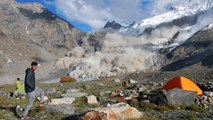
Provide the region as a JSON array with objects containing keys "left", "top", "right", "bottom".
[{"left": 21, "top": 62, "right": 45, "bottom": 120}]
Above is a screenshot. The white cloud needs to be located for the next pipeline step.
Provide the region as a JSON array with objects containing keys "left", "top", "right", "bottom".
[
  {"left": 55, "top": 0, "right": 143, "bottom": 30},
  {"left": 55, "top": 0, "right": 212, "bottom": 30}
]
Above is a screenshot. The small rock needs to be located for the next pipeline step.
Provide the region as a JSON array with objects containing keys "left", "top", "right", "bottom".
[
  {"left": 49, "top": 97, "right": 75, "bottom": 105},
  {"left": 87, "top": 95, "right": 99, "bottom": 105},
  {"left": 67, "top": 89, "right": 80, "bottom": 93},
  {"left": 45, "top": 88, "right": 56, "bottom": 94},
  {"left": 82, "top": 84, "right": 91, "bottom": 90},
  {"left": 98, "top": 96, "right": 106, "bottom": 106},
  {"left": 100, "top": 91, "right": 112, "bottom": 96},
  {"left": 60, "top": 76, "right": 76, "bottom": 83},
  {"left": 119, "top": 92, "right": 124, "bottom": 97},
  {"left": 37, "top": 96, "right": 48, "bottom": 102},
  {"left": 141, "top": 100, "right": 150, "bottom": 104},
  {"left": 207, "top": 97, "right": 213, "bottom": 103},
  {"left": 138, "top": 86, "right": 145, "bottom": 92},
  {"left": 159, "top": 82, "right": 164, "bottom": 86},
  {"left": 145, "top": 90, "right": 150, "bottom": 93},
  {"left": 122, "top": 90, "right": 131, "bottom": 97},
  {"left": 16, "top": 105, "right": 24, "bottom": 117},
  {"left": 129, "top": 79, "right": 138, "bottom": 84},
  {"left": 201, "top": 96, "right": 208, "bottom": 101},
  {"left": 204, "top": 91, "right": 213, "bottom": 97},
  {"left": 53, "top": 91, "right": 62, "bottom": 98},
  {"left": 140, "top": 100, "right": 150, "bottom": 107},
  {"left": 117, "top": 96, "right": 126, "bottom": 103},
  {"left": 114, "top": 78, "right": 121, "bottom": 83}
]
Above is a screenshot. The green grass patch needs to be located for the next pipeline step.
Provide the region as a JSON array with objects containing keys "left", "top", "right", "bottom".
[
  {"left": 72, "top": 97, "right": 88, "bottom": 113},
  {"left": 187, "top": 104, "right": 204, "bottom": 112},
  {"left": 187, "top": 112, "right": 198, "bottom": 120}
]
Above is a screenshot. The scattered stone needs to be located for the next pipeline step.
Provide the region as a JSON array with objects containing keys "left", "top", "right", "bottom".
[
  {"left": 45, "top": 88, "right": 56, "bottom": 94},
  {"left": 152, "top": 88, "right": 197, "bottom": 106},
  {"left": 13, "top": 91, "right": 25, "bottom": 99},
  {"left": 67, "top": 89, "right": 80, "bottom": 93},
  {"left": 60, "top": 76, "right": 77, "bottom": 83},
  {"left": 204, "top": 91, "right": 213, "bottom": 97},
  {"left": 16, "top": 105, "right": 24, "bottom": 117},
  {"left": 119, "top": 92, "right": 124, "bottom": 97},
  {"left": 197, "top": 82, "right": 213, "bottom": 91},
  {"left": 117, "top": 96, "right": 126, "bottom": 103},
  {"left": 98, "top": 83, "right": 105, "bottom": 86},
  {"left": 207, "top": 97, "right": 213, "bottom": 103},
  {"left": 99, "top": 91, "right": 112, "bottom": 96},
  {"left": 82, "top": 84, "right": 91, "bottom": 90},
  {"left": 37, "top": 96, "right": 48, "bottom": 102},
  {"left": 49, "top": 97, "right": 75, "bottom": 105},
  {"left": 97, "top": 96, "right": 106, "bottom": 106},
  {"left": 94, "top": 103, "right": 143, "bottom": 120},
  {"left": 138, "top": 85, "right": 145, "bottom": 92},
  {"left": 159, "top": 82, "right": 164, "bottom": 86},
  {"left": 53, "top": 91, "right": 62, "bottom": 98},
  {"left": 46, "top": 105, "right": 75, "bottom": 115},
  {"left": 114, "top": 78, "right": 121, "bottom": 83},
  {"left": 87, "top": 95, "right": 99, "bottom": 105},
  {"left": 122, "top": 90, "right": 131, "bottom": 97},
  {"left": 140, "top": 100, "right": 150, "bottom": 107},
  {"left": 61, "top": 92, "right": 88, "bottom": 98},
  {"left": 129, "top": 79, "right": 138, "bottom": 84}
]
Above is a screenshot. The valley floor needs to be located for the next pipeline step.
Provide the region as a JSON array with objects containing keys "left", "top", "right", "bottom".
[{"left": 0, "top": 69, "right": 213, "bottom": 120}]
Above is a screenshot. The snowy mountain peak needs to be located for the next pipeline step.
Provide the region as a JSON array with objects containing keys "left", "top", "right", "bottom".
[{"left": 121, "top": 0, "right": 213, "bottom": 35}]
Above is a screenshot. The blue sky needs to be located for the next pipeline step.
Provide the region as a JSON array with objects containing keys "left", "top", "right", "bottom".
[{"left": 15, "top": 0, "right": 193, "bottom": 32}]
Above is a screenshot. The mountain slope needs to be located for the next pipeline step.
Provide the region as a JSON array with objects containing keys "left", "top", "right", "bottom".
[
  {"left": 160, "top": 24, "right": 213, "bottom": 71},
  {"left": 0, "top": 0, "right": 84, "bottom": 85}
]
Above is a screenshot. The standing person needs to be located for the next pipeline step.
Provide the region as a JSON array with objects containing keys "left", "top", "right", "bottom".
[
  {"left": 21, "top": 62, "right": 45, "bottom": 120},
  {"left": 16, "top": 78, "right": 21, "bottom": 89}
]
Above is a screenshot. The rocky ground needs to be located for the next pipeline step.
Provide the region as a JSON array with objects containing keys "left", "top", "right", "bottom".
[{"left": 0, "top": 76, "right": 212, "bottom": 120}]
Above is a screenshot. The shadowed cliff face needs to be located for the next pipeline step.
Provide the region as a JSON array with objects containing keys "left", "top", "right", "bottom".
[
  {"left": 160, "top": 26, "right": 213, "bottom": 71},
  {"left": 0, "top": 0, "right": 84, "bottom": 85}
]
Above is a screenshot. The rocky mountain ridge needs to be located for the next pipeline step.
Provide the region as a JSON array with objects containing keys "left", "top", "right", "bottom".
[{"left": 0, "top": 0, "right": 84, "bottom": 85}]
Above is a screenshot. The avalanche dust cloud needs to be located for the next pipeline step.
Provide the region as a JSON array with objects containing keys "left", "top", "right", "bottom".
[
  {"left": 55, "top": 27, "right": 180, "bottom": 80},
  {"left": 55, "top": 8, "right": 213, "bottom": 81}
]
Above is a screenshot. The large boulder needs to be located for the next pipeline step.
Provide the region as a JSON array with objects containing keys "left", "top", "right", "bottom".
[
  {"left": 152, "top": 88, "right": 197, "bottom": 106},
  {"left": 61, "top": 89, "right": 88, "bottom": 98},
  {"left": 82, "top": 111, "right": 106, "bottom": 120},
  {"left": 46, "top": 105, "right": 75, "bottom": 115},
  {"left": 61, "top": 92, "right": 88, "bottom": 98},
  {"left": 49, "top": 97, "right": 75, "bottom": 105},
  {"left": 94, "top": 103, "right": 143, "bottom": 120},
  {"left": 60, "top": 76, "right": 77, "bottom": 83}
]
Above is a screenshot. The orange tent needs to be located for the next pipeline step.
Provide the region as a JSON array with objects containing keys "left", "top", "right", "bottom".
[{"left": 162, "top": 76, "right": 203, "bottom": 96}]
